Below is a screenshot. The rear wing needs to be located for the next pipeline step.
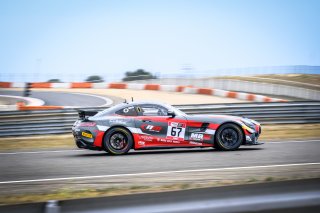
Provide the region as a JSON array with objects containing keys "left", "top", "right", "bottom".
[{"left": 77, "top": 110, "right": 98, "bottom": 120}]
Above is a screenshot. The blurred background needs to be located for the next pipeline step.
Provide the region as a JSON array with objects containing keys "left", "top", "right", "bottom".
[{"left": 0, "top": 0, "right": 320, "bottom": 212}]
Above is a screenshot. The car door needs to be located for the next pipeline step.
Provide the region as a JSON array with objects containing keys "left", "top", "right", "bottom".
[{"left": 134, "top": 104, "right": 187, "bottom": 147}]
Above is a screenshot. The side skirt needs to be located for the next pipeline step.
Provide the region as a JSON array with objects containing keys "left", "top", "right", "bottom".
[{"left": 134, "top": 146, "right": 213, "bottom": 150}]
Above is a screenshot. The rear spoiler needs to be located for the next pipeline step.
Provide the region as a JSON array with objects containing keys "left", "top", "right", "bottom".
[{"left": 77, "top": 110, "right": 98, "bottom": 120}]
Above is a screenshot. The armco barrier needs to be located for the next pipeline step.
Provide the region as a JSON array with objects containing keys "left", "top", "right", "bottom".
[
  {"left": 0, "top": 82, "right": 286, "bottom": 103},
  {"left": 0, "top": 101, "right": 319, "bottom": 137}
]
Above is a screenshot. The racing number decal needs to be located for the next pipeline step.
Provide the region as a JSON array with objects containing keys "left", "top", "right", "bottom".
[
  {"left": 167, "top": 122, "right": 186, "bottom": 141},
  {"left": 170, "top": 127, "right": 182, "bottom": 137}
]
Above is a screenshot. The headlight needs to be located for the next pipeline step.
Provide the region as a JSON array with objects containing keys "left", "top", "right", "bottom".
[
  {"left": 241, "top": 119, "right": 255, "bottom": 129},
  {"left": 241, "top": 119, "right": 255, "bottom": 133}
]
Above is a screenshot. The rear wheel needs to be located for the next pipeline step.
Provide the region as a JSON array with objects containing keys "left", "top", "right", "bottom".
[
  {"left": 215, "top": 123, "right": 243, "bottom": 151},
  {"left": 103, "top": 127, "right": 133, "bottom": 155}
]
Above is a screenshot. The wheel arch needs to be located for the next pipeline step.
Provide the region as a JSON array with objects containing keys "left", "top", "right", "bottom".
[
  {"left": 215, "top": 121, "right": 246, "bottom": 145},
  {"left": 102, "top": 125, "right": 135, "bottom": 150}
]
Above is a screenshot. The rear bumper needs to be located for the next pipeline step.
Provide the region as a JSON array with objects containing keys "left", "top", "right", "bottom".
[
  {"left": 72, "top": 130, "right": 102, "bottom": 151},
  {"left": 75, "top": 139, "right": 102, "bottom": 150}
]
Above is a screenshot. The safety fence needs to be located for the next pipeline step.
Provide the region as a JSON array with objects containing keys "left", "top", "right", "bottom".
[{"left": 0, "top": 101, "right": 319, "bottom": 137}]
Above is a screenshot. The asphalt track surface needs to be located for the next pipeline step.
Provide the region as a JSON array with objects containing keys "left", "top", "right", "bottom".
[
  {"left": 0, "top": 90, "right": 115, "bottom": 107},
  {"left": 0, "top": 140, "right": 319, "bottom": 183}
]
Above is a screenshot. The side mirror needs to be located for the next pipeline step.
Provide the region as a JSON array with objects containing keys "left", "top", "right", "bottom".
[{"left": 167, "top": 110, "right": 175, "bottom": 118}]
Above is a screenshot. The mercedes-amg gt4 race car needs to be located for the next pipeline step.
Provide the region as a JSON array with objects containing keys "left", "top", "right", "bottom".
[{"left": 72, "top": 101, "right": 262, "bottom": 155}]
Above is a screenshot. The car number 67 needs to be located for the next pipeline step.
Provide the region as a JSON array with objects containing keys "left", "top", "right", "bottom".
[
  {"left": 167, "top": 122, "right": 186, "bottom": 140},
  {"left": 171, "top": 127, "right": 182, "bottom": 137}
]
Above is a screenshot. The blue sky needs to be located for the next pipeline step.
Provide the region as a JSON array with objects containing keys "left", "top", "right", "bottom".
[{"left": 0, "top": 0, "right": 319, "bottom": 82}]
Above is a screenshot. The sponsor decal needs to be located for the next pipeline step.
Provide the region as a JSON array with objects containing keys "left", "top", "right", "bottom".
[
  {"left": 141, "top": 124, "right": 162, "bottom": 132},
  {"left": 109, "top": 119, "right": 127, "bottom": 125},
  {"left": 81, "top": 132, "right": 93, "bottom": 138},
  {"left": 79, "top": 122, "right": 96, "bottom": 127},
  {"left": 157, "top": 138, "right": 180, "bottom": 144},
  {"left": 204, "top": 129, "right": 216, "bottom": 135},
  {"left": 170, "top": 122, "right": 184, "bottom": 127},
  {"left": 139, "top": 135, "right": 154, "bottom": 141},
  {"left": 189, "top": 141, "right": 203, "bottom": 145},
  {"left": 123, "top": 106, "right": 134, "bottom": 114},
  {"left": 190, "top": 133, "right": 204, "bottom": 141},
  {"left": 138, "top": 141, "right": 145, "bottom": 146},
  {"left": 167, "top": 122, "right": 186, "bottom": 141}
]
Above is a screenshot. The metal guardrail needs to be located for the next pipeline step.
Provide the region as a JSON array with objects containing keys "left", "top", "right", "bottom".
[{"left": 0, "top": 101, "right": 319, "bottom": 137}]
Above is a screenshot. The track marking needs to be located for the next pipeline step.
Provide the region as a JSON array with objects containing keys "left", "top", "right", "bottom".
[
  {"left": 0, "top": 149, "right": 85, "bottom": 155},
  {"left": 0, "top": 162, "right": 319, "bottom": 184},
  {"left": 0, "top": 94, "right": 45, "bottom": 106}
]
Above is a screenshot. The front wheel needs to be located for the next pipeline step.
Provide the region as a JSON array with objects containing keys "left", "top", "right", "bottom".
[
  {"left": 215, "top": 123, "right": 243, "bottom": 151},
  {"left": 103, "top": 127, "right": 133, "bottom": 155}
]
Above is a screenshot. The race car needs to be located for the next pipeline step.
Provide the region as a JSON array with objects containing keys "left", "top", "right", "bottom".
[{"left": 72, "top": 101, "right": 262, "bottom": 155}]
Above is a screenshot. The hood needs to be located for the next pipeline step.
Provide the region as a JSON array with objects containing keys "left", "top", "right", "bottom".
[{"left": 187, "top": 114, "right": 242, "bottom": 123}]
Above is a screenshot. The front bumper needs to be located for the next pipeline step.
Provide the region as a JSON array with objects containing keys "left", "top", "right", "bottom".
[{"left": 244, "top": 126, "right": 263, "bottom": 145}]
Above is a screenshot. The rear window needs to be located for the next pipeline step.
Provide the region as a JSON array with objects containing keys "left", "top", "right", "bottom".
[{"left": 94, "top": 103, "right": 128, "bottom": 117}]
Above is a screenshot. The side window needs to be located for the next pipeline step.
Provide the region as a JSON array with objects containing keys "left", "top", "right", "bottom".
[
  {"left": 139, "top": 105, "right": 168, "bottom": 116},
  {"left": 115, "top": 106, "right": 138, "bottom": 116}
]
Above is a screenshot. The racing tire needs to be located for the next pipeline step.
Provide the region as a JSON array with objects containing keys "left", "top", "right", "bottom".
[
  {"left": 214, "top": 123, "right": 243, "bottom": 151},
  {"left": 103, "top": 127, "right": 133, "bottom": 155}
]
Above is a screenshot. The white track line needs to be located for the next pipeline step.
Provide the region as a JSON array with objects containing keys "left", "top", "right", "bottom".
[
  {"left": 0, "top": 162, "right": 319, "bottom": 185},
  {"left": 0, "top": 94, "right": 45, "bottom": 106}
]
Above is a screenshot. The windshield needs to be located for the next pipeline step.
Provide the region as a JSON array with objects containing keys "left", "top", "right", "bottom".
[
  {"left": 164, "top": 104, "right": 187, "bottom": 117},
  {"left": 95, "top": 103, "right": 187, "bottom": 117}
]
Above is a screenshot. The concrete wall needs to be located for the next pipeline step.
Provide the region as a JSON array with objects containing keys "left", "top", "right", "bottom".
[{"left": 134, "top": 78, "right": 320, "bottom": 101}]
